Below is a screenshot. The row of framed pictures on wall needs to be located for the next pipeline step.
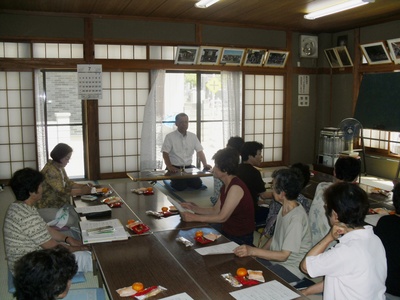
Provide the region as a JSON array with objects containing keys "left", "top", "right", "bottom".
[
  {"left": 324, "top": 46, "right": 353, "bottom": 68},
  {"left": 360, "top": 39, "right": 400, "bottom": 65},
  {"left": 324, "top": 38, "right": 400, "bottom": 68},
  {"left": 175, "top": 46, "right": 289, "bottom": 68}
]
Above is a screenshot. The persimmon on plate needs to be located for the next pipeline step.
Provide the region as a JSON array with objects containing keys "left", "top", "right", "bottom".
[
  {"left": 194, "top": 236, "right": 214, "bottom": 244},
  {"left": 132, "top": 282, "right": 144, "bottom": 292},
  {"left": 236, "top": 268, "right": 248, "bottom": 277},
  {"left": 195, "top": 230, "right": 203, "bottom": 237},
  {"left": 159, "top": 211, "right": 179, "bottom": 217}
]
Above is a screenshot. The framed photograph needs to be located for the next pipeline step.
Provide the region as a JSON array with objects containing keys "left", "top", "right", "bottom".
[
  {"left": 264, "top": 50, "right": 289, "bottom": 68},
  {"left": 324, "top": 48, "right": 342, "bottom": 68},
  {"left": 337, "top": 35, "right": 348, "bottom": 47},
  {"left": 335, "top": 46, "right": 353, "bottom": 67},
  {"left": 219, "top": 48, "right": 245, "bottom": 66},
  {"left": 360, "top": 42, "right": 392, "bottom": 65},
  {"left": 243, "top": 49, "right": 267, "bottom": 66},
  {"left": 197, "top": 46, "right": 222, "bottom": 65},
  {"left": 387, "top": 38, "right": 400, "bottom": 64},
  {"left": 174, "top": 46, "right": 199, "bottom": 65}
]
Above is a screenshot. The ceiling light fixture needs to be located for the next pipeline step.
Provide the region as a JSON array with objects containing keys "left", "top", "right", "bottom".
[
  {"left": 304, "top": 0, "right": 374, "bottom": 20},
  {"left": 195, "top": 0, "right": 220, "bottom": 9}
]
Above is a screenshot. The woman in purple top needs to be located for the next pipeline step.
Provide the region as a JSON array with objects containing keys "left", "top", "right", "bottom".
[{"left": 181, "top": 147, "right": 255, "bottom": 245}]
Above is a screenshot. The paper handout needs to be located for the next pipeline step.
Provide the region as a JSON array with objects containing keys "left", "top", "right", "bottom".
[
  {"left": 167, "top": 196, "right": 195, "bottom": 214},
  {"left": 194, "top": 241, "right": 239, "bottom": 255},
  {"left": 80, "top": 219, "right": 129, "bottom": 244},
  {"left": 230, "top": 280, "right": 299, "bottom": 300}
]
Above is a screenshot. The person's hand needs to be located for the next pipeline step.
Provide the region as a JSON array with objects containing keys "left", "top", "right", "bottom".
[
  {"left": 81, "top": 184, "right": 92, "bottom": 195},
  {"left": 66, "top": 236, "right": 84, "bottom": 247},
  {"left": 180, "top": 211, "right": 196, "bottom": 222},
  {"left": 181, "top": 202, "right": 198, "bottom": 210},
  {"left": 203, "top": 164, "right": 212, "bottom": 171},
  {"left": 233, "top": 245, "right": 253, "bottom": 257},
  {"left": 63, "top": 236, "right": 91, "bottom": 252},
  {"left": 167, "top": 165, "right": 179, "bottom": 173},
  {"left": 330, "top": 222, "right": 348, "bottom": 240}
]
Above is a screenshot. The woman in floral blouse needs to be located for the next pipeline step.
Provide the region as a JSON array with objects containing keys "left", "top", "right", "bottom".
[{"left": 36, "top": 143, "right": 92, "bottom": 235}]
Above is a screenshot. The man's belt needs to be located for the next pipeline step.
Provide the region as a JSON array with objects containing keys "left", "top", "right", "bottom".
[{"left": 172, "top": 165, "right": 194, "bottom": 169}]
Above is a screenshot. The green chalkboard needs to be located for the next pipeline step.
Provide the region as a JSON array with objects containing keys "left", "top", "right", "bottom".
[{"left": 354, "top": 72, "right": 400, "bottom": 131}]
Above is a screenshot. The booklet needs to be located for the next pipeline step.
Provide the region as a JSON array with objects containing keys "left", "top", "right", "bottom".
[
  {"left": 80, "top": 219, "right": 129, "bottom": 244},
  {"left": 74, "top": 201, "right": 112, "bottom": 219},
  {"left": 167, "top": 196, "right": 195, "bottom": 214}
]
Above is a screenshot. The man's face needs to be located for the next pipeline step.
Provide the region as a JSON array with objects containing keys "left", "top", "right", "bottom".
[{"left": 176, "top": 116, "right": 189, "bottom": 134}]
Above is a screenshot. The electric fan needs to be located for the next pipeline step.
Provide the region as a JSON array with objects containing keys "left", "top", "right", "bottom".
[{"left": 337, "top": 118, "right": 367, "bottom": 174}]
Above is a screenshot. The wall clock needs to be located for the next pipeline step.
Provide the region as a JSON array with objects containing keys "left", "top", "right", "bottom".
[{"left": 300, "top": 35, "right": 318, "bottom": 58}]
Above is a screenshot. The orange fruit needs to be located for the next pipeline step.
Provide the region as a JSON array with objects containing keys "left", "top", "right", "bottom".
[
  {"left": 147, "top": 187, "right": 153, "bottom": 192},
  {"left": 161, "top": 206, "right": 169, "bottom": 212},
  {"left": 236, "top": 267, "right": 248, "bottom": 277},
  {"left": 195, "top": 230, "right": 203, "bottom": 237},
  {"left": 132, "top": 282, "right": 144, "bottom": 292},
  {"left": 127, "top": 219, "right": 136, "bottom": 224}
]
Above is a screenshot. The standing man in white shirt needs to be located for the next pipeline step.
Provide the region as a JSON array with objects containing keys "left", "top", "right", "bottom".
[{"left": 162, "top": 113, "right": 212, "bottom": 191}]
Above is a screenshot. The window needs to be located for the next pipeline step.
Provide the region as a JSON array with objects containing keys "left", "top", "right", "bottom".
[
  {"left": 363, "top": 129, "right": 400, "bottom": 156},
  {"left": 33, "top": 43, "right": 83, "bottom": 59},
  {"left": 99, "top": 72, "right": 149, "bottom": 173},
  {"left": 36, "top": 71, "right": 85, "bottom": 178},
  {"left": 0, "top": 42, "right": 31, "bottom": 58},
  {"left": 149, "top": 46, "right": 176, "bottom": 60},
  {"left": 94, "top": 44, "right": 147, "bottom": 59},
  {"left": 0, "top": 71, "right": 36, "bottom": 180},
  {"left": 158, "top": 72, "right": 226, "bottom": 165},
  {"left": 244, "top": 74, "right": 284, "bottom": 162}
]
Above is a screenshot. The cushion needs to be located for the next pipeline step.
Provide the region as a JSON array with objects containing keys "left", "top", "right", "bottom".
[{"left": 64, "top": 288, "right": 106, "bottom": 300}]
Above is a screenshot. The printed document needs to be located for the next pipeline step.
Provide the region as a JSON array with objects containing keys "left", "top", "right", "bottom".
[{"left": 80, "top": 219, "right": 129, "bottom": 244}]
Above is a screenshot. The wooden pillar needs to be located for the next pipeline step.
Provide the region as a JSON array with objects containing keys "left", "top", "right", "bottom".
[{"left": 82, "top": 100, "right": 100, "bottom": 180}]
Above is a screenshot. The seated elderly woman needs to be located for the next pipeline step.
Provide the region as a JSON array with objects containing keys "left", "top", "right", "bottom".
[
  {"left": 36, "top": 143, "right": 92, "bottom": 235},
  {"left": 180, "top": 147, "right": 255, "bottom": 246},
  {"left": 300, "top": 182, "right": 387, "bottom": 299},
  {"left": 13, "top": 246, "right": 77, "bottom": 300},
  {"left": 4, "top": 168, "right": 92, "bottom": 275},
  {"left": 233, "top": 168, "right": 312, "bottom": 282}
]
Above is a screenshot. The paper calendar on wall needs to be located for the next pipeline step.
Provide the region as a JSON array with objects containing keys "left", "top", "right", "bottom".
[{"left": 77, "top": 64, "right": 102, "bottom": 99}]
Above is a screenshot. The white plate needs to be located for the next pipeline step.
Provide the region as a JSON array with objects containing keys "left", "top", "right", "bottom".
[{"left": 81, "top": 195, "right": 97, "bottom": 201}]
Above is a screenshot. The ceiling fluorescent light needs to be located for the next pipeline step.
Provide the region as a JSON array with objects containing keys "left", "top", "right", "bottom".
[
  {"left": 195, "top": 0, "right": 220, "bottom": 8},
  {"left": 304, "top": 0, "right": 374, "bottom": 20}
]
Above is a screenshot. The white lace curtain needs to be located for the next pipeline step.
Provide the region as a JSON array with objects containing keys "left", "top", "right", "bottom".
[
  {"left": 139, "top": 70, "right": 242, "bottom": 171},
  {"left": 140, "top": 70, "right": 165, "bottom": 171},
  {"left": 35, "top": 70, "right": 48, "bottom": 170}
]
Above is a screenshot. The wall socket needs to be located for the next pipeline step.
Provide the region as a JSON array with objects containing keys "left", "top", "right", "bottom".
[{"left": 298, "top": 95, "right": 309, "bottom": 107}]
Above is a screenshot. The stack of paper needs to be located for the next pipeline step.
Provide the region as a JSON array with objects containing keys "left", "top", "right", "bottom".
[
  {"left": 74, "top": 203, "right": 112, "bottom": 219},
  {"left": 80, "top": 219, "right": 129, "bottom": 244},
  {"left": 167, "top": 196, "right": 194, "bottom": 214},
  {"left": 194, "top": 241, "right": 239, "bottom": 255}
]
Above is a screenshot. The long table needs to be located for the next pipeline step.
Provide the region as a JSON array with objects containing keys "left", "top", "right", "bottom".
[
  {"left": 78, "top": 182, "right": 307, "bottom": 300},
  {"left": 302, "top": 170, "right": 394, "bottom": 210},
  {"left": 127, "top": 168, "right": 213, "bottom": 182}
]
